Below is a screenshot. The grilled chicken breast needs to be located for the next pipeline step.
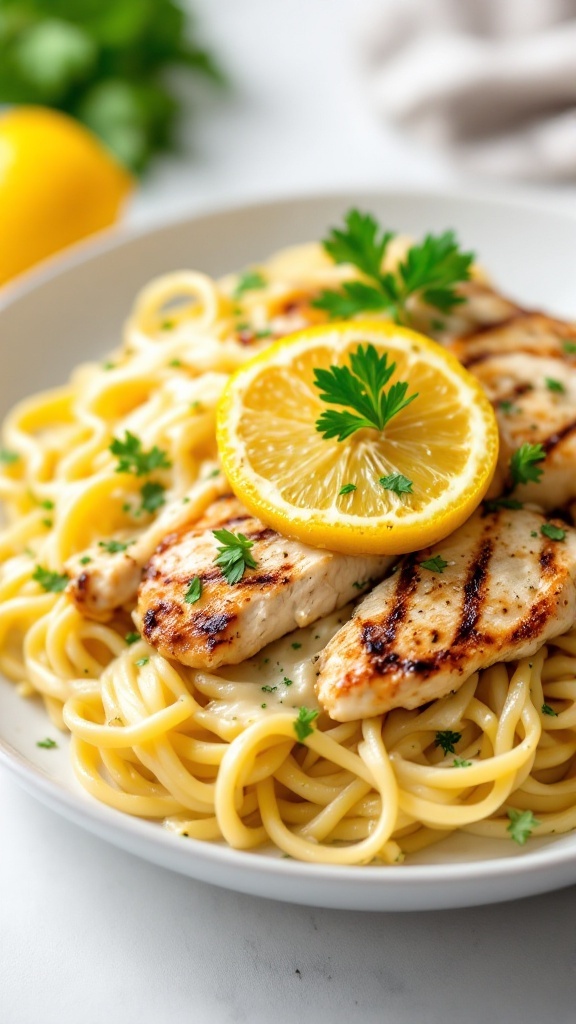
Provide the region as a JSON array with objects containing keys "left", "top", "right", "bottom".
[
  {"left": 317, "top": 507, "right": 576, "bottom": 721},
  {"left": 135, "top": 493, "right": 392, "bottom": 668},
  {"left": 448, "top": 311, "right": 576, "bottom": 367}
]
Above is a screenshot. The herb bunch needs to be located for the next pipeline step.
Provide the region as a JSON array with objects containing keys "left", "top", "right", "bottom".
[
  {"left": 313, "top": 210, "right": 474, "bottom": 326},
  {"left": 0, "top": 0, "right": 224, "bottom": 172}
]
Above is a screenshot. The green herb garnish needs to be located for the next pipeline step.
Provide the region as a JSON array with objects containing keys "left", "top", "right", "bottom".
[
  {"left": 98, "top": 539, "right": 131, "bottom": 554},
  {"left": 338, "top": 483, "right": 357, "bottom": 495},
  {"left": 233, "top": 270, "right": 267, "bottom": 298},
  {"left": 110, "top": 431, "right": 171, "bottom": 476},
  {"left": 293, "top": 706, "right": 319, "bottom": 742},
  {"left": 313, "top": 343, "right": 418, "bottom": 442},
  {"left": 506, "top": 808, "right": 540, "bottom": 846},
  {"left": 261, "top": 685, "right": 277, "bottom": 693},
  {"left": 434, "top": 730, "right": 461, "bottom": 755},
  {"left": 545, "top": 377, "right": 566, "bottom": 394},
  {"left": 380, "top": 473, "right": 413, "bottom": 494},
  {"left": 138, "top": 482, "right": 166, "bottom": 515},
  {"left": 562, "top": 340, "right": 576, "bottom": 355},
  {"left": 213, "top": 529, "right": 257, "bottom": 584},
  {"left": 135, "top": 657, "right": 149, "bottom": 667},
  {"left": 541, "top": 523, "right": 566, "bottom": 542},
  {"left": 0, "top": 449, "right": 19, "bottom": 465},
  {"left": 509, "top": 443, "right": 546, "bottom": 488},
  {"left": 125, "top": 632, "right": 140, "bottom": 645},
  {"left": 32, "top": 566, "right": 68, "bottom": 593},
  {"left": 484, "top": 497, "right": 524, "bottom": 512},
  {"left": 452, "top": 757, "right": 472, "bottom": 768},
  {"left": 542, "top": 703, "right": 558, "bottom": 717},
  {"left": 37, "top": 737, "right": 58, "bottom": 749},
  {"left": 420, "top": 555, "right": 449, "bottom": 574},
  {"left": 79, "top": 556, "right": 92, "bottom": 565},
  {"left": 184, "top": 576, "right": 202, "bottom": 604},
  {"left": 312, "top": 210, "right": 473, "bottom": 325}
]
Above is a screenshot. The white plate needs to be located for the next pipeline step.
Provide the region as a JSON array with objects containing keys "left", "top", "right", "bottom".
[{"left": 2, "top": 189, "right": 576, "bottom": 912}]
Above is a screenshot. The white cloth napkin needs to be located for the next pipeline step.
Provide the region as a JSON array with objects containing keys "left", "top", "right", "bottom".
[{"left": 363, "top": 0, "right": 576, "bottom": 179}]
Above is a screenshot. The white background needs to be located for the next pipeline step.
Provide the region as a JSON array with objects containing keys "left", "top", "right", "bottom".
[{"left": 3, "top": 2, "right": 576, "bottom": 1021}]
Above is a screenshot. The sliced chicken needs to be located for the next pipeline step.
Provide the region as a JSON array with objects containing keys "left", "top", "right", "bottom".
[
  {"left": 424, "top": 279, "right": 525, "bottom": 344},
  {"left": 471, "top": 352, "right": 576, "bottom": 506},
  {"left": 135, "top": 493, "right": 393, "bottom": 668},
  {"left": 317, "top": 507, "right": 576, "bottom": 721},
  {"left": 449, "top": 311, "right": 576, "bottom": 368},
  {"left": 66, "top": 471, "right": 228, "bottom": 620}
]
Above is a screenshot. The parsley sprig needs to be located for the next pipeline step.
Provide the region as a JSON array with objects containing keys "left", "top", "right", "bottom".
[
  {"left": 509, "top": 442, "right": 546, "bottom": 488},
  {"left": 32, "top": 565, "right": 68, "bottom": 593},
  {"left": 110, "top": 431, "right": 171, "bottom": 477},
  {"left": 293, "top": 707, "right": 319, "bottom": 742},
  {"left": 313, "top": 210, "right": 474, "bottom": 326},
  {"left": 506, "top": 808, "right": 540, "bottom": 846},
  {"left": 213, "top": 529, "right": 258, "bottom": 584},
  {"left": 434, "top": 730, "right": 461, "bottom": 755},
  {"left": 314, "top": 344, "right": 418, "bottom": 442}
]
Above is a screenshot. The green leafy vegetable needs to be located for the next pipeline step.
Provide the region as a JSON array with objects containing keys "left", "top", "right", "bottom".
[
  {"left": 484, "top": 497, "right": 524, "bottom": 513},
  {"left": 291, "top": 642, "right": 302, "bottom": 650},
  {"left": 261, "top": 685, "right": 277, "bottom": 693},
  {"left": 125, "top": 632, "right": 140, "bottom": 645},
  {"left": 213, "top": 529, "right": 257, "bottom": 584},
  {"left": 452, "top": 757, "right": 472, "bottom": 768},
  {"left": 79, "top": 555, "right": 92, "bottom": 565},
  {"left": 541, "top": 703, "right": 558, "bottom": 717},
  {"left": 37, "top": 737, "right": 58, "bottom": 749},
  {"left": 506, "top": 808, "right": 540, "bottom": 846},
  {"left": 138, "top": 481, "right": 166, "bottom": 515},
  {"left": 314, "top": 343, "right": 418, "bottom": 442},
  {"left": 498, "top": 400, "right": 519, "bottom": 415},
  {"left": 0, "top": 0, "right": 225, "bottom": 173},
  {"left": 545, "top": 378, "right": 566, "bottom": 394},
  {"left": 420, "top": 555, "right": 449, "bottom": 574},
  {"left": 541, "top": 523, "right": 566, "bottom": 542},
  {"left": 184, "top": 576, "right": 202, "bottom": 604},
  {"left": 339, "top": 483, "right": 357, "bottom": 495},
  {"left": 110, "top": 431, "right": 171, "bottom": 476},
  {"left": 293, "top": 706, "right": 319, "bottom": 742},
  {"left": 233, "top": 270, "right": 267, "bottom": 298},
  {"left": 380, "top": 473, "right": 413, "bottom": 494},
  {"left": 562, "top": 340, "right": 576, "bottom": 355},
  {"left": 283, "top": 677, "right": 293, "bottom": 687},
  {"left": 98, "top": 539, "right": 131, "bottom": 553},
  {"left": 32, "top": 565, "right": 68, "bottom": 592},
  {"left": 434, "top": 730, "right": 461, "bottom": 755},
  {"left": 509, "top": 443, "right": 546, "bottom": 488},
  {"left": 312, "top": 210, "right": 473, "bottom": 326}
]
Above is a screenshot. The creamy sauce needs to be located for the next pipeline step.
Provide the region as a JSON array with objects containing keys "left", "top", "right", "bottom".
[{"left": 203, "top": 606, "right": 353, "bottom": 725}]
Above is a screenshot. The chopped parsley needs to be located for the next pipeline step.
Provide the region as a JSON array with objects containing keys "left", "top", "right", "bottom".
[
  {"left": 138, "top": 481, "right": 166, "bottom": 515},
  {"left": 184, "top": 576, "right": 202, "bottom": 604},
  {"left": 213, "top": 529, "right": 257, "bottom": 584},
  {"left": 283, "top": 677, "right": 293, "bottom": 687},
  {"left": 261, "top": 685, "right": 277, "bottom": 693},
  {"left": 110, "top": 431, "right": 171, "bottom": 476},
  {"left": 291, "top": 642, "right": 302, "bottom": 650},
  {"left": 545, "top": 377, "right": 566, "bottom": 394},
  {"left": 313, "top": 343, "right": 418, "bottom": 442},
  {"left": 452, "top": 757, "right": 472, "bottom": 768},
  {"left": 0, "top": 448, "right": 19, "bottom": 465},
  {"left": 541, "top": 703, "right": 558, "bottom": 717},
  {"left": 125, "top": 632, "right": 140, "bottom": 645},
  {"left": 312, "top": 210, "right": 473, "bottom": 325},
  {"left": 509, "top": 442, "right": 546, "bottom": 488},
  {"left": 562, "top": 340, "right": 576, "bottom": 355},
  {"left": 135, "top": 657, "right": 149, "bottom": 667},
  {"left": 79, "top": 556, "right": 92, "bottom": 565},
  {"left": 39, "top": 499, "right": 54, "bottom": 510},
  {"left": 506, "top": 808, "right": 540, "bottom": 846},
  {"left": 434, "top": 730, "right": 462, "bottom": 755},
  {"left": 484, "top": 497, "right": 524, "bottom": 513},
  {"left": 380, "top": 472, "right": 413, "bottom": 495},
  {"left": 169, "top": 358, "right": 182, "bottom": 367},
  {"left": 32, "top": 566, "right": 68, "bottom": 593},
  {"left": 541, "top": 523, "right": 566, "bottom": 542},
  {"left": 498, "top": 400, "right": 519, "bottom": 415},
  {"left": 338, "top": 483, "right": 357, "bottom": 495},
  {"left": 161, "top": 320, "right": 175, "bottom": 330},
  {"left": 102, "top": 361, "right": 116, "bottom": 370},
  {"left": 420, "top": 555, "right": 449, "bottom": 574},
  {"left": 36, "top": 737, "right": 58, "bottom": 749},
  {"left": 233, "top": 270, "right": 267, "bottom": 298},
  {"left": 293, "top": 706, "right": 319, "bottom": 742},
  {"left": 98, "top": 539, "right": 131, "bottom": 554}
]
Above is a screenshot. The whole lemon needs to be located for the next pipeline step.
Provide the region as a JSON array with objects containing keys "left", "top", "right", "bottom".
[{"left": 0, "top": 106, "right": 133, "bottom": 285}]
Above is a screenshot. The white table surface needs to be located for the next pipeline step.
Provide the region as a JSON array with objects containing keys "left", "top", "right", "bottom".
[{"left": 3, "top": 2, "right": 576, "bottom": 1022}]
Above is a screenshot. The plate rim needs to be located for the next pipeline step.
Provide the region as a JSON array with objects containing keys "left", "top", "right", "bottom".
[{"left": 2, "top": 185, "right": 576, "bottom": 908}]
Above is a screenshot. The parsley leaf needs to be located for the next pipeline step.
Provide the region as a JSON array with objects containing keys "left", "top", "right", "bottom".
[
  {"left": 452, "top": 757, "right": 472, "bottom": 768},
  {"left": 37, "top": 737, "right": 58, "bottom": 749},
  {"left": 562, "top": 340, "right": 576, "bottom": 355},
  {"left": 184, "top": 576, "right": 202, "bottom": 604},
  {"left": 420, "top": 555, "right": 449, "bottom": 574},
  {"left": 313, "top": 210, "right": 473, "bottom": 325},
  {"left": 135, "top": 657, "right": 149, "bottom": 667},
  {"left": 434, "top": 730, "right": 461, "bottom": 754},
  {"left": 545, "top": 377, "right": 566, "bottom": 394},
  {"left": 138, "top": 482, "right": 166, "bottom": 515},
  {"left": 125, "top": 632, "right": 140, "bottom": 645},
  {"left": 498, "top": 400, "right": 519, "bottom": 415},
  {"left": 98, "top": 539, "right": 131, "bottom": 554},
  {"left": 233, "top": 270, "right": 267, "bottom": 298},
  {"left": 213, "top": 529, "right": 257, "bottom": 584},
  {"left": 261, "top": 685, "right": 277, "bottom": 693},
  {"left": 79, "top": 556, "right": 92, "bottom": 565},
  {"left": 541, "top": 523, "right": 566, "bottom": 542},
  {"left": 32, "top": 565, "right": 68, "bottom": 593},
  {"left": 509, "top": 443, "right": 546, "bottom": 487},
  {"left": 542, "top": 703, "right": 558, "bottom": 717},
  {"left": 484, "top": 497, "right": 524, "bottom": 512},
  {"left": 0, "top": 448, "right": 19, "bottom": 465},
  {"left": 339, "top": 483, "right": 357, "bottom": 495},
  {"left": 380, "top": 473, "right": 413, "bottom": 494},
  {"left": 110, "top": 431, "right": 171, "bottom": 476},
  {"left": 293, "top": 706, "right": 319, "bottom": 742},
  {"left": 506, "top": 808, "right": 540, "bottom": 846},
  {"left": 314, "top": 344, "right": 418, "bottom": 442}
]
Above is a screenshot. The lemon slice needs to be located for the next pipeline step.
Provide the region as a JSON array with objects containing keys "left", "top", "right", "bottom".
[{"left": 217, "top": 321, "right": 499, "bottom": 555}]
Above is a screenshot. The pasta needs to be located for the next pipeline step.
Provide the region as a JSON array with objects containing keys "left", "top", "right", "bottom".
[{"left": 1, "top": 240, "right": 576, "bottom": 866}]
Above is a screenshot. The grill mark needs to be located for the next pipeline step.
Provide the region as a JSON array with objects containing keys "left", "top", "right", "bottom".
[
  {"left": 454, "top": 539, "right": 493, "bottom": 644},
  {"left": 191, "top": 611, "right": 237, "bottom": 651},
  {"left": 456, "top": 308, "right": 529, "bottom": 347},
  {"left": 539, "top": 547, "right": 556, "bottom": 575},
  {"left": 541, "top": 418, "right": 576, "bottom": 455},
  {"left": 508, "top": 595, "right": 554, "bottom": 644},
  {"left": 361, "top": 556, "right": 419, "bottom": 660}
]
